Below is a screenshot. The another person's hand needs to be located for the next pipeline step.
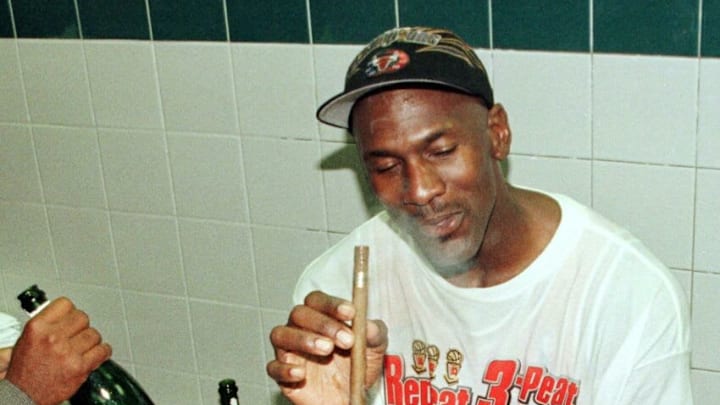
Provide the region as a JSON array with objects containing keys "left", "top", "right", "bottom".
[
  {"left": 4, "top": 297, "right": 112, "bottom": 405},
  {"left": 0, "top": 347, "right": 11, "bottom": 379},
  {"left": 267, "top": 291, "right": 388, "bottom": 405}
]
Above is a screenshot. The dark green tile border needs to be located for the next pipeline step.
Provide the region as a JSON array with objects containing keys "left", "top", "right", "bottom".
[
  {"left": 493, "top": 0, "right": 589, "bottom": 52},
  {"left": 1, "top": 0, "right": 718, "bottom": 58},
  {"left": 702, "top": 0, "right": 720, "bottom": 57},
  {"left": 227, "top": 0, "right": 309, "bottom": 43},
  {"left": 398, "top": 0, "right": 489, "bottom": 48},
  {"left": 13, "top": 0, "right": 79, "bottom": 39},
  {"left": 77, "top": 0, "right": 149, "bottom": 40},
  {"left": 0, "top": 0, "right": 13, "bottom": 37},
  {"left": 594, "top": 0, "right": 698, "bottom": 56},
  {"left": 149, "top": 0, "right": 226, "bottom": 41},
  {"left": 310, "top": 0, "right": 395, "bottom": 44}
]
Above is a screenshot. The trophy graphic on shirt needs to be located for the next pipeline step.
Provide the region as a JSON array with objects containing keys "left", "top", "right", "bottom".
[
  {"left": 426, "top": 345, "right": 440, "bottom": 379},
  {"left": 444, "top": 349, "right": 464, "bottom": 385},
  {"left": 411, "top": 339, "right": 427, "bottom": 374}
]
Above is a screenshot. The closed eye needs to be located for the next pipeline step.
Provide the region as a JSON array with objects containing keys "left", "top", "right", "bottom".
[{"left": 431, "top": 145, "right": 457, "bottom": 157}]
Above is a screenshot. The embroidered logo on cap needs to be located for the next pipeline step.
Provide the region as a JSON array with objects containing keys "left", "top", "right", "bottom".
[{"left": 364, "top": 49, "right": 409, "bottom": 78}]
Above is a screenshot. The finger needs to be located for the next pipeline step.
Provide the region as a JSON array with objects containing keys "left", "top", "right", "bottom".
[
  {"left": 304, "top": 291, "right": 355, "bottom": 321},
  {"left": 271, "top": 324, "right": 337, "bottom": 356},
  {"left": 267, "top": 353, "right": 306, "bottom": 383},
  {"left": 366, "top": 319, "right": 388, "bottom": 350},
  {"left": 81, "top": 342, "right": 112, "bottom": 372},
  {"left": 70, "top": 327, "right": 103, "bottom": 354},
  {"left": 287, "top": 305, "right": 355, "bottom": 350},
  {"left": 33, "top": 297, "right": 75, "bottom": 322}
]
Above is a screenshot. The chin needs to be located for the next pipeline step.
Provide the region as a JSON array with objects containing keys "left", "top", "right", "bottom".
[{"left": 419, "top": 237, "right": 478, "bottom": 276}]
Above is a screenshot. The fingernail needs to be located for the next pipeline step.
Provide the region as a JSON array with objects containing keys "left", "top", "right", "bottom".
[
  {"left": 338, "top": 303, "right": 354, "bottom": 318},
  {"left": 289, "top": 367, "right": 304, "bottom": 378},
  {"left": 314, "top": 338, "right": 333, "bottom": 353},
  {"left": 337, "top": 330, "right": 353, "bottom": 347}
]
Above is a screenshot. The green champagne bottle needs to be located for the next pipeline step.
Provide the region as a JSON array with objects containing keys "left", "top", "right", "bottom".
[
  {"left": 18, "top": 285, "right": 155, "bottom": 405},
  {"left": 218, "top": 378, "right": 239, "bottom": 405}
]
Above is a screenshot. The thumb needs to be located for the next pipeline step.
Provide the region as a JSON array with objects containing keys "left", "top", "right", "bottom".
[{"left": 365, "top": 319, "right": 388, "bottom": 389}]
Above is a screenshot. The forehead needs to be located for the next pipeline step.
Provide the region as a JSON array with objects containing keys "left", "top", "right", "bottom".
[{"left": 351, "top": 87, "right": 486, "bottom": 139}]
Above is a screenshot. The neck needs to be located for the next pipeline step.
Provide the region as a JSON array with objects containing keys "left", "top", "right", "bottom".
[{"left": 446, "top": 185, "right": 559, "bottom": 288}]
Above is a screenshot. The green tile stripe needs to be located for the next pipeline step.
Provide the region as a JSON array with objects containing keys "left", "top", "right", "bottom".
[
  {"left": 0, "top": 0, "right": 13, "bottom": 37},
  {"left": 1, "top": 0, "right": 717, "bottom": 57},
  {"left": 703, "top": 0, "right": 720, "bottom": 57}
]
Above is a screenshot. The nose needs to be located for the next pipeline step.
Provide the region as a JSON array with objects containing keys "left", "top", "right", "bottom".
[{"left": 403, "top": 160, "right": 445, "bottom": 206}]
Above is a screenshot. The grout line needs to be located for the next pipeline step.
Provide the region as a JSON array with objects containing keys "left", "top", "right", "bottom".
[
  {"left": 394, "top": 0, "right": 400, "bottom": 27},
  {"left": 7, "top": 0, "right": 17, "bottom": 38},
  {"left": 144, "top": 0, "right": 154, "bottom": 41},
  {"left": 221, "top": 0, "right": 230, "bottom": 42},
  {"left": 72, "top": 0, "right": 83, "bottom": 39},
  {"left": 689, "top": 0, "right": 705, "bottom": 315},
  {"left": 305, "top": 0, "right": 313, "bottom": 44},
  {"left": 488, "top": 0, "right": 494, "bottom": 49}
]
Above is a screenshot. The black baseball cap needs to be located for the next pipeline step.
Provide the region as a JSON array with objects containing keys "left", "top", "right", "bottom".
[{"left": 316, "top": 26, "right": 494, "bottom": 130}]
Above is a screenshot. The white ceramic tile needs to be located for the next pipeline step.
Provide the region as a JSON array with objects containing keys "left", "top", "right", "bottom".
[
  {"left": 691, "top": 272, "right": 720, "bottom": 370},
  {"left": 61, "top": 283, "right": 131, "bottom": 361},
  {"left": 84, "top": 41, "right": 163, "bottom": 129},
  {"left": 506, "top": 155, "right": 592, "bottom": 206},
  {"left": 155, "top": 42, "right": 238, "bottom": 134},
  {"left": 123, "top": 292, "right": 196, "bottom": 371},
  {"left": 592, "top": 54, "right": 697, "bottom": 166},
  {"left": 253, "top": 226, "right": 328, "bottom": 310},
  {"left": 243, "top": 137, "right": 326, "bottom": 229},
  {"left": 199, "top": 375, "right": 269, "bottom": 405},
  {"left": 0, "top": 124, "right": 42, "bottom": 202},
  {"left": 18, "top": 40, "right": 94, "bottom": 126},
  {"left": 321, "top": 141, "right": 382, "bottom": 233},
  {"left": 313, "top": 45, "right": 362, "bottom": 141},
  {"left": 98, "top": 129, "right": 174, "bottom": 214},
  {"left": 133, "top": 365, "right": 202, "bottom": 405},
  {"left": 698, "top": 59, "right": 720, "bottom": 168},
  {"left": 0, "top": 40, "right": 29, "bottom": 123},
  {"left": 233, "top": 43, "right": 318, "bottom": 140},
  {"left": 592, "top": 161, "right": 694, "bottom": 269},
  {"left": 167, "top": 133, "right": 248, "bottom": 221},
  {"left": 33, "top": 126, "right": 106, "bottom": 208},
  {"left": 692, "top": 370, "right": 720, "bottom": 403},
  {"left": 189, "top": 301, "right": 266, "bottom": 384},
  {"left": 110, "top": 212, "right": 186, "bottom": 295},
  {"left": 694, "top": 169, "right": 720, "bottom": 273},
  {"left": 493, "top": 51, "right": 591, "bottom": 158},
  {"left": 178, "top": 219, "right": 257, "bottom": 306},
  {"left": 47, "top": 206, "right": 119, "bottom": 287},
  {"left": 0, "top": 202, "right": 55, "bottom": 279}
]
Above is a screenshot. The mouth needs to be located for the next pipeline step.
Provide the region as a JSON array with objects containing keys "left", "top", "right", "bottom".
[{"left": 418, "top": 212, "right": 463, "bottom": 239}]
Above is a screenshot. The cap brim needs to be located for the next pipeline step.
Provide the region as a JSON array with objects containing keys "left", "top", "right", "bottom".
[{"left": 316, "top": 79, "right": 475, "bottom": 130}]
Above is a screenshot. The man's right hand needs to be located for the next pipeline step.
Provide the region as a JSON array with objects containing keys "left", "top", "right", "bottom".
[
  {"left": 267, "top": 291, "right": 388, "bottom": 405},
  {"left": 5, "top": 297, "right": 112, "bottom": 405}
]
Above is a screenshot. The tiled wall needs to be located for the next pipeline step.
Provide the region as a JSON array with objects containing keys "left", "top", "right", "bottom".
[{"left": 0, "top": 1, "right": 718, "bottom": 404}]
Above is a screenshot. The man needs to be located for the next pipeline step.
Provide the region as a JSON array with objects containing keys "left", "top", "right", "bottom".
[
  {"left": 0, "top": 298, "right": 112, "bottom": 405},
  {"left": 267, "top": 26, "right": 692, "bottom": 404}
]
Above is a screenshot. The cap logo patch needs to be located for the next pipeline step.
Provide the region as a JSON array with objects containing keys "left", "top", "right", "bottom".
[{"left": 365, "top": 49, "right": 409, "bottom": 78}]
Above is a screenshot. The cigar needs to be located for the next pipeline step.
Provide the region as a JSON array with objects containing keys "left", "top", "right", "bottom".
[{"left": 350, "top": 245, "right": 369, "bottom": 405}]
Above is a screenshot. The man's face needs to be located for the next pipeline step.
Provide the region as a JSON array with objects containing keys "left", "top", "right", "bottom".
[{"left": 352, "top": 87, "right": 505, "bottom": 272}]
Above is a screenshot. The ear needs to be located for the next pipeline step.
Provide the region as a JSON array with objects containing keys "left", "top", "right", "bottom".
[{"left": 487, "top": 103, "right": 511, "bottom": 160}]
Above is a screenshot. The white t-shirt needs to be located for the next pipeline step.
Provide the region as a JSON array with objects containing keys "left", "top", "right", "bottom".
[
  {"left": 294, "top": 192, "right": 692, "bottom": 404},
  {"left": 0, "top": 313, "right": 20, "bottom": 349}
]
